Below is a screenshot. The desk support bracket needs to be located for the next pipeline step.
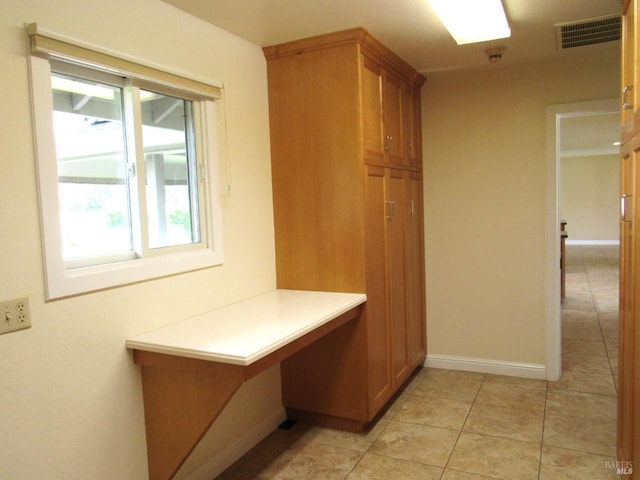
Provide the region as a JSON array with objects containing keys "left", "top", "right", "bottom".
[{"left": 134, "top": 352, "right": 246, "bottom": 480}]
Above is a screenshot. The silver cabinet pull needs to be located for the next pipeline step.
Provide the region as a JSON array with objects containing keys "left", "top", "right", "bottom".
[
  {"left": 409, "top": 199, "right": 415, "bottom": 216},
  {"left": 622, "top": 194, "right": 633, "bottom": 222},
  {"left": 384, "top": 135, "right": 392, "bottom": 152},
  {"left": 386, "top": 200, "right": 395, "bottom": 219},
  {"left": 623, "top": 85, "right": 634, "bottom": 110}
]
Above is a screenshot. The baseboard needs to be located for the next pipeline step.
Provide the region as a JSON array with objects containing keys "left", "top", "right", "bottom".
[
  {"left": 185, "top": 407, "right": 286, "bottom": 480},
  {"left": 565, "top": 240, "right": 619, "bottom": 246},
  {"left": 424, "top": 354, "right": 547, "bottom": 380}
]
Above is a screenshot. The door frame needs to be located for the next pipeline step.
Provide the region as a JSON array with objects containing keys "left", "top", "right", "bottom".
[{"left": 545, "top": 98, "right": 619, "bottom": 381}]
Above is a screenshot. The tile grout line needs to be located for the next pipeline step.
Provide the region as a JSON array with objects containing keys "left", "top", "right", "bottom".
[
  {"left": 586, "top": 246, "right": 620, "bottom": 395},
  {"left": 438, "top": 373, "right": 487, "bottom": 479},
  {"left": 538, "top": 379, "right": 549, "bottom": 480}
]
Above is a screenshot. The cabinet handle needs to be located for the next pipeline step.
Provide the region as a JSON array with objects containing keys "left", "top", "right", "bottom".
[
  {"left": 622, "top": 194, "right": 633, "bottom": 222},
  {"left": 386, "top": 200, "right": 395, "bottom": 219},
  {"left": 408, "top": 142, "right": 413, "bottom": 155},
  {"left": 623, "top": 85, "right": 634, "bottom": 110},
  {"left": 409, "top": 200, "right": 415, "bottom": 216},
  {"left": 384, "top": 136, "right": 392, "bottom": 152}
]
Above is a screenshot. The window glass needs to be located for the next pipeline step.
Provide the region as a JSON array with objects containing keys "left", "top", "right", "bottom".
[
  {"left": 51, "top": 73, "right": 133, "bottom": 261},
  {"left": 140, "top": 90, "right": 200, "bottom": 249}
]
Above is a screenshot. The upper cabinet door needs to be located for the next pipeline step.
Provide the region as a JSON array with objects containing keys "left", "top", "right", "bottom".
[
  {"left": 621, "top": 0, "right": 638, "bottom": 142},
  {"left": 382, "top": 72, "right": 404, "bottom": 166},
  {"left": 403, "top": 86, "right": 422, "bottom": 169},
  {"left": 361, "top": 54, "right": 407, "bottom": 167},
  {"left": 361, "top": 55, "right": 385, "bottom": 165}
]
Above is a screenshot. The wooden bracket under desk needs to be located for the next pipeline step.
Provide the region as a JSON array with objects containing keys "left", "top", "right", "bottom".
[{"left": 128, "top": 293, "right": 365, "bottom": 480}]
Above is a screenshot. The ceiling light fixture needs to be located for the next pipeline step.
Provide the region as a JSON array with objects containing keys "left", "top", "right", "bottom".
[{"left": 428, "top": 0, "right": 511, "bottom": 45}]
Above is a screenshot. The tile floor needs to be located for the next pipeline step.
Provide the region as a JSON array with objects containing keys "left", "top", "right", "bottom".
[{"left": 216, "top": 245, "right": 621, "bottom": 480}]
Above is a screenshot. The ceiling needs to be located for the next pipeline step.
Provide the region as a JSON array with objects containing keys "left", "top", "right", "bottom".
[
  {"left": 161, "top": 0, "right": 622, "bottom": 155},
  {"left": 161, "top": 0, "right": 621, "bottom": 74},
  {"left": 560, "top": 112, "right": 620, "bottom": 158}
]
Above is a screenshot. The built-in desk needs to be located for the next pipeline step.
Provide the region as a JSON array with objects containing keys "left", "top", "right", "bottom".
[{"left": 126, "top": 289, "right": 366, "bottom": 480}]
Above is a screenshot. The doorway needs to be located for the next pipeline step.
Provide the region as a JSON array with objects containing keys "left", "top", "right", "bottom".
[{"left": 546, "top": 98, "right": 619, "bottom": 381}]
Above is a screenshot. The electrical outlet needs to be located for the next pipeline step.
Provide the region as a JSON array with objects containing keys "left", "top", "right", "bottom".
[{"left": 1, "top": 297, "right": 31, "bottom": 335}]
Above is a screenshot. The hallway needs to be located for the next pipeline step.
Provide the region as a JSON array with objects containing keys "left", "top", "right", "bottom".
[{"left": 216, "top": 245, "right": 620, "bottom": 480}]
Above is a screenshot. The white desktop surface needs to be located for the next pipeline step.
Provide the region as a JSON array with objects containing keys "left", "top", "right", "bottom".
[{"left": 126, "top": 289, "right": 366, "bottom": 366}]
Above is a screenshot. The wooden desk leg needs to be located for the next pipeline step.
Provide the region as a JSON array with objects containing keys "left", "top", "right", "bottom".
[{"left": 136, "top": 353, "right": 245, "bottom": 480}]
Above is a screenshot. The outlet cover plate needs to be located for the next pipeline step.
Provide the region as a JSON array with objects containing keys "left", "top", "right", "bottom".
[{"left": 1, "top": 297, "right": 31, "bottom": 335}]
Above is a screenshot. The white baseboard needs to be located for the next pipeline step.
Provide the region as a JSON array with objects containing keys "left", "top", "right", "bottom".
[
  {"left": 424, "top": 354, "right": 547, "bottom": 380},
  {"left": 565, "top": 240, "right": 619, "bottom": 246},
  {"left": 185, "top": 407, "right": 286, "bottom": 480}
]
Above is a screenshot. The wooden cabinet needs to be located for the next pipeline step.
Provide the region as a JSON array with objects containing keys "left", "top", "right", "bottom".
[
  {"left": 619, "top": 140, "right": 636, "bottom": 479},
  {"left": 622, "top": 0, "right": 638, "bottom": 143},
  {"left": 264, "top": 28, "right": 426, "bottom": 431},
  {"left": 619, "top": 2, "right": 640, "bottom": 478}
]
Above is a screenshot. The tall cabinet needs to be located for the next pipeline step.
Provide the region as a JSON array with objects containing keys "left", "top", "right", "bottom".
[
  {"left": 619, "top": 1, "right": 640, "bottom": 478},
  {"left": 263, "top": 28, "right": 426, "bottom": 431}
]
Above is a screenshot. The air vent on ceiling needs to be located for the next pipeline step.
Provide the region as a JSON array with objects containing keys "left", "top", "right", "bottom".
[{"left": 555, "top": 15, "right": 621, "bottom": 50}]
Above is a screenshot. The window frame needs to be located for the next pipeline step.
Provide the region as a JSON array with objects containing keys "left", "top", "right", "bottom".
[{"left": 27, "top": 24, "right": 224, "bottom": 300}]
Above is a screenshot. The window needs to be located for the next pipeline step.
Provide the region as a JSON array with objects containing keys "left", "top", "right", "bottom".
[{"left": 28, "top": 24, "right": 224, "bottom": 299}]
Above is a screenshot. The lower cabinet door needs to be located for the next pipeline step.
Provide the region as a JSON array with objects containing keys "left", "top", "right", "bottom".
[{"left": 365, "top": 165, "right": 393, "bottom": 409}]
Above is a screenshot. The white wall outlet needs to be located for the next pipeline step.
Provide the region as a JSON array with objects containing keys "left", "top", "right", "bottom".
[{"left": 1, "top": 297, "right": 31, "bottom": 335}]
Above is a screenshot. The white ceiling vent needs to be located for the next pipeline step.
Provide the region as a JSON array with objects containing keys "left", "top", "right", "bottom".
[{"left": 555, "top": 15, "right": 621, "bottom": 50}]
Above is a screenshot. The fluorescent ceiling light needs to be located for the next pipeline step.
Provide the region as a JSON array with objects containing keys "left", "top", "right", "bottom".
[{"left": 429, "top": 0, "right": 511, "bottom": 45}]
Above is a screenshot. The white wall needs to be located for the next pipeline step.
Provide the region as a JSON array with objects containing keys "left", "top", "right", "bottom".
[
  {"left": 561, "top": 154, "right": 619, "bottom": 243},
  {"left": 1, "top": 1, "right": 279, "bottom": 478},
  {"left": 422, "top": 50, "right": 619, "bottom": 371}
]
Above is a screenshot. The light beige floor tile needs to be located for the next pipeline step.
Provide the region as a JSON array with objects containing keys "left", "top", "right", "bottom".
[
  {"left": 482, "top": 374, "right": 547, "bottom": 389},
  {"left": 395, "top": 394, "right": 472, "bottom": 430},
  {"left": 369, "top": 420, "right": 458, "bottom": 467},
  {"left": 346, "top": 453, "right": 442, "bottom": 480},
  {"left": 412, "top": 369, "right": 484, "bottom": 402},
  {"left": 598, "top": 311, "right": 620, "bottom": 322},
  {"left": 562, "top": 324, "right": 603, "bottom": 342},
  {"left": 539, "top": 445, "right": 620, "bottom": 480},
  {"left": 441, "top": 470, "right": 498, "bottom": 479},
  {"left": 475, "top": 379, "right": 546, "bottom": 413},
  {"left": 550, "top": 367, "right": 617, "bottom": 395},
  {"left": 606, "top": 341, "right": 619, "bottom": 359},
  {"left": 562, "top": 353, "right": 613, "bottom": 373},
  {"left": 463, "top": 402, "right": 543, "bottom": 443},
  {"left": 562, "top": 310, "right": 598, "bottom": 323},
  {"left": 447, "top": 432, "right": 540, "bottom": 480},
  {"left": 562, "top": 338, "right": 607, "bottom": 356},
  {"left": 545, "top": 389, "right": 617, "bottom": 421},
  {"left": 255, "top": 440, "right": 362, "bottom": 480},
  {"left": 543, "top": 413, "right": 616, "bottom": 456},
  {"left": 303, "top": 419, "right": 386, "bottom": 452},
  {"left": 216, "top": 424, "right": 310, "bottom": 479}
]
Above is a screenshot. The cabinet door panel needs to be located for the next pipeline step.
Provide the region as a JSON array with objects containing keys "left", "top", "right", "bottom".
[
  {"left": 622, "top": 0, "right": 638, "bottom": 142},
  {"left": 620, "top": 140, "right": 637, "bottom": 476},
  {"left": 388, "top": 169, "right": 408, "bottom": 383},
  {"left": 365, "top": 166, "right": 392, "bottom": 407},
  {"left": 403, "top": 86, "right": 422, "bottom": 168},
  {"left": 362, "top": 57, "right": 384, "bottom": 164},
  {"left": 405, "top": 172, "right": 426, "bottom": 366},
  {"left": 383, "top": 74, "right": 404, "bottom": 166}
]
